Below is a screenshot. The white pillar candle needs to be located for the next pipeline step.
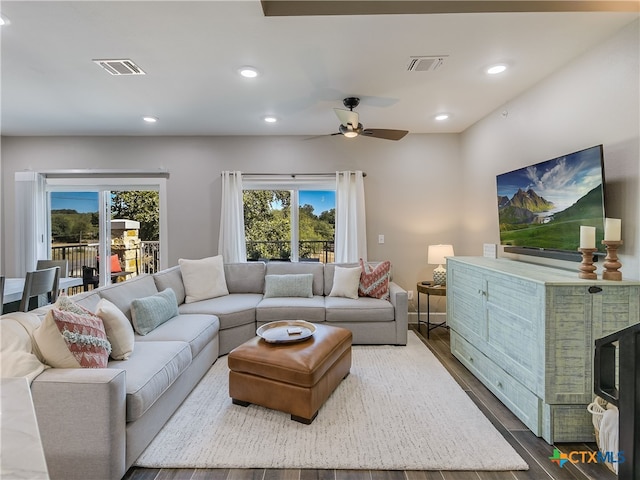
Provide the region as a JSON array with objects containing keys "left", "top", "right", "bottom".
[
  {"left": 579, "top": 226, "right": 596, "bottom": 248},
  {"left": 604, "top": 218, "right": 621, "bottom": 241}
]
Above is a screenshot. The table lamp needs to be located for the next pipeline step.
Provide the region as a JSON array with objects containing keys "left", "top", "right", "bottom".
[{"left": 428, "top": 244, "right": 454, "bottom": 286}]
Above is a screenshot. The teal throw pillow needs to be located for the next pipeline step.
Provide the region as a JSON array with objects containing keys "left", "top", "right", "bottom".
[
  {"left": 264, "top": 274, "right": 313, "bottom": 298},
  {"left": 130, "top": 288, "right": 179, "bottom": 336}
]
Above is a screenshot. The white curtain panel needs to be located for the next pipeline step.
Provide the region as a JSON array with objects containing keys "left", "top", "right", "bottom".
[
  {"left": 218, "top": 171, "right": 247, "bottom": 263},
  {"left": 14, "top": 171, "right": 48, "bottom": 276},
  {"left": 335, "top": 171, "right": 367, "bottom": 263}
]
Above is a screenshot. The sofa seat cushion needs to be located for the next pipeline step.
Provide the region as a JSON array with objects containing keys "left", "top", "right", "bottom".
[
  {"left": 324, "top": 296, "right": 394, "bottom": 322},
  {"left": 109, "top": 341, "right": 191, "bottom": 422},
  {"left": 135, "top": 314, "right": 219, "bottom": 359},
  {"left": 178, "top": 294, "right": 261, "bottom": 330},
  {"left": 256, "top": 296, "right": 326, "bottom": 323}
]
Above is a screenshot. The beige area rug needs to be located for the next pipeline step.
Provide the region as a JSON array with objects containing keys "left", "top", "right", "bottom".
[{"left": 135, "top": 332, "right": 528, "bottom": 470}]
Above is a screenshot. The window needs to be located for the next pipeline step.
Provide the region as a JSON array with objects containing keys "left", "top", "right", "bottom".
[{"left": 242, "top": 177, "right": 335, "bottom": 262}]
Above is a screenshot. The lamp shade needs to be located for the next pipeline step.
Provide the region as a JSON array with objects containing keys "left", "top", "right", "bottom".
[{"left": 428, "top": 244, "right": 454, "bottom": 265}]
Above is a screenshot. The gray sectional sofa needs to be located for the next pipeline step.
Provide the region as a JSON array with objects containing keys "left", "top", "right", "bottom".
[{"left": 23, "top": 261, "right": 408, "bottom": 480}]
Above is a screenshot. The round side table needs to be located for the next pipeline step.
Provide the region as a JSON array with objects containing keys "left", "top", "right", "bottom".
[{"left": 416, "top": 281, "right": 447, "bottom": 338}]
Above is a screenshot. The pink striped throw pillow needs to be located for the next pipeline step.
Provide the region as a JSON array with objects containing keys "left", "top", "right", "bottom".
[{"left": 358, "top": 259, "right": 391, "bottom": 300}]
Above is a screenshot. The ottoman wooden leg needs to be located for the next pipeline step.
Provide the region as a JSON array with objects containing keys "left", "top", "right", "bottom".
[
  {"left": 291, "top": 411, "right": 318, "bottom": 425},
  {"left": 232, "top": 398, "right": 250, "bottom": 407}
]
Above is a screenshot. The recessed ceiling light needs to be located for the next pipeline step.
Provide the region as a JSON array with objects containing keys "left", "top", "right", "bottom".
[
  {"left": 0, "top": 15, "right": 9, "bottom": 26},
  {"left": 239, "top": 66, "right": 259, "bottom": 78},
  {"left": 263, "top": 116, "right": 278, "bottom": 123},
  {"left": 486, "top": 64, "right": 507, "bottom": 75},
  {"left": 435, "top": 114, "right": 450, "bottom": 121},
  {"left": 143, "top": 116, "right": 158, "bottom": 123}
]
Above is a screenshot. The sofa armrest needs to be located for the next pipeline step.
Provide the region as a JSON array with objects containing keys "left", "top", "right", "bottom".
[
  {"left": 31, "top": 368, "right": 127, "bottom": 480},
  {"left": 389, "top": 282, "right": 408, "bottom": 345}
]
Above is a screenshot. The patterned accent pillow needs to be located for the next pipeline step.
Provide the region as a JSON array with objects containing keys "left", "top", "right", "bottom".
[
  {"left": 358, "top": 259, "right": 391, "bottom": 300},
  {"left": 33, "top": 307, "right": 112, "bottom": 368}
]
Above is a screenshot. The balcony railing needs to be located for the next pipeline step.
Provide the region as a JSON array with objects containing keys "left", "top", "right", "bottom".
[
  {"left": 51, "top": 241, "right": 160, "bottom": 293},
  {"left": 246, "top": 240, "right": 334, "bottom": 263}
]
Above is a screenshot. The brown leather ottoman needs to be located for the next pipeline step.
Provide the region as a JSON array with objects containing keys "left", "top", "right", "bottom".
[{"left": 228, "top": 323, "right": 352, "bottom": 424}]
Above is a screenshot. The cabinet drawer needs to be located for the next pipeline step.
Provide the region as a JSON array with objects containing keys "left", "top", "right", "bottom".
[{"left": 451, "top": 331, "right": 541, "bottom": 436}]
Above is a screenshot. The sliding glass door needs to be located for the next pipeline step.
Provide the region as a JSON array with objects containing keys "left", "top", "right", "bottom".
[{"left": 46, "top": 179, "right": 164, "bottom": 287}]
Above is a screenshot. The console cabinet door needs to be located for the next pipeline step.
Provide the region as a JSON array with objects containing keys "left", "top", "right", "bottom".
[
  {"left": 546, "top": 284, "right": 640, "bottom": 404},
  {"left": 447, "top": 262, "right": 485, "bottom": 341}
]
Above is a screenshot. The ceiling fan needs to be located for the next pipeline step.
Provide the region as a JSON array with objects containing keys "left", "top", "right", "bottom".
[{"left": 332, "top": 97, "right": 408, "bottom": 141}]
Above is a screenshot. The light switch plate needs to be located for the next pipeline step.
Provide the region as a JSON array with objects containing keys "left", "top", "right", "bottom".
[{"left": 378, "top": 234, "right": 385, "bottom": 244}]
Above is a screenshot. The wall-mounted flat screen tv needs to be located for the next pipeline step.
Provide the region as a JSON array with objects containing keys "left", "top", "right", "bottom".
[{"left": 496, "top": 145, "right": 606, "bottom": 260}]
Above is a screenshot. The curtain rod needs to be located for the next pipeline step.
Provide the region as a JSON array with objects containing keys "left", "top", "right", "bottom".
[{"left": 223, "top": 172, "right": 366, "bottom": 177}]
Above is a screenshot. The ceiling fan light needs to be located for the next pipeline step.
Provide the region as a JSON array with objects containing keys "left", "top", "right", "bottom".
[{"left": 339, "top": 123, "right": 362, "bottom": 138}]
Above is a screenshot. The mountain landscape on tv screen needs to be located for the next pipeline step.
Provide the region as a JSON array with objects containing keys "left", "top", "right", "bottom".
[{"left": 497, "top": 146, "right": 605, "bottom": 252}]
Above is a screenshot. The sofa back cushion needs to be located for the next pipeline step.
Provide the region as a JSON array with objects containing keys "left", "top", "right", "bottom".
[
  {"left": 324, "top": 263, "right": 359, "bottom": 295},
  {"left": 224, "top": 262, "right": 266, "bottom": 294},
  {"left": 153, "top": 266, "right": 186, "bottom": 305},
  {"left": 69, "top": 290, "right": 102, "bottom": 312},
  {"left": 265, "top": 262, "right": 324, "bottom": 296},
  {"left": 98, "top": 274, "right": 159, "bottom": 321}
]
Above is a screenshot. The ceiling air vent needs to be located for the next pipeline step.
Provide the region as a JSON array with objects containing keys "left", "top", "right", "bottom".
[
  {"left": 93, "top": 59, "right": 146, "bottom": 76},
  {"left": 406, "top": 56, "right": 447, "bottom": 72}
]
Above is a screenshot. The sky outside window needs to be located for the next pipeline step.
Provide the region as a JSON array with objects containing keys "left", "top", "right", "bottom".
[
  {"left": 50, "top": 192, "right": 98, "bottom": 213},
  {"left": 299, "top": 190, "right": 335, "bottom": 214}
]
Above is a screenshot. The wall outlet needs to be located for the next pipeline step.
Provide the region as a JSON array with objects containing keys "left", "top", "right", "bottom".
[
  {"left": 407, "top": 290, "right": 414, "bottom": 301},
  {"left": 378, "top": 234, "right": 385, "bottom": 244}
]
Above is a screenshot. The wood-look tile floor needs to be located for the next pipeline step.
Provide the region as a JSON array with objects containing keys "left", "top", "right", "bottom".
[{"left": 124, "top": 326, "right": 615, "bottom": 480}]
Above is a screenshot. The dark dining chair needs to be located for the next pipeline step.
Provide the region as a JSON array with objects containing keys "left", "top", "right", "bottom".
[
  {"left": 0, "top": 275, "right": 5, "bottom": 315},
  {"left": 82, "top": 266, "right": 100, "bottom": 291},
  {"left": 19, "top": 267, "right": 60, "bottom": 312}
]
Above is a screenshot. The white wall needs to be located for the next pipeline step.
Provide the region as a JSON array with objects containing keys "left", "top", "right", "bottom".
[
  {"left": 0, "top": 133, "right": 462, "bottom": 312},
  {"left": 460, "top": 19, "right": 640, "bottom": 280}
]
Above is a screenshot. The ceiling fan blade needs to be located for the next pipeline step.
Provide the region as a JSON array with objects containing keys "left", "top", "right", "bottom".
[
  {"left": 333, "top": 108, "right": 359, "bottom": 127},
  {"left": 304, "top": 132, "right": 342, "bottom": 140},
  {"left": 361, "top": 129, "right": 409, "bottom": 141}
]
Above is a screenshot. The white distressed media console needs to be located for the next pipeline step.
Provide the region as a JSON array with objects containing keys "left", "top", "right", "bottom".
[{"left": 446, "top": 256, "right": 640, "bottom": 444}]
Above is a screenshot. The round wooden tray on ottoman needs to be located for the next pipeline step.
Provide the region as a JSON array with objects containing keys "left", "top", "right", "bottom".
[{"left": 228, "top": 322, "right": 352, "bottom": 424}]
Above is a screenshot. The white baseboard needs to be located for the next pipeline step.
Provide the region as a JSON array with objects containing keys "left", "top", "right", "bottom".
[{"left": 408, "top": 311, "right": 446, "bottom": 324}]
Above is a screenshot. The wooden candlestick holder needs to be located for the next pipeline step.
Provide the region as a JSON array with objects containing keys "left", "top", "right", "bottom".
[
  {"left": 602, "top": 240, "right": 623, "bottom": 281},
  {"left": 578, "top": 248, "right": 597, "bottom": 280}
]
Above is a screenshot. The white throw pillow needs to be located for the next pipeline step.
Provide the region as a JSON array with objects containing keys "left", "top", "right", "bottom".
[
  {"left": 329, "top": 266, "right": 362, "bottom": 299},
  {"left": 95, "top": 298, "right": 135, "bottom": 360},
  {"left": 179, "top": 255, "right": 229, "bottom": 303}
]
